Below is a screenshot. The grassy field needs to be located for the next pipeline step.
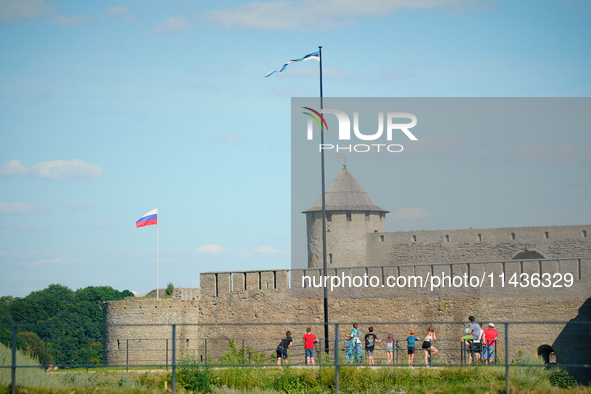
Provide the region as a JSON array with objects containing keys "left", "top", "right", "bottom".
[{"left": 1, "top": 343, "right": 588, "bottom": 393}]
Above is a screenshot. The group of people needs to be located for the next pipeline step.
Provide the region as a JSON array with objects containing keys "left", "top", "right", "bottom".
[
  {"left": 275, "top": 317, "right": 498, "bottom": 367},
  {"left": 345, "top": 324, "right": 437, "bottom": 367},
  {"left": 405, "top": 326, "right": 439, "bottom": 367},
  {"left": 460, "top": 316, "right": 498, "bottom": 365},
  {"left": 275, "top": 328, "right": 320, "bottom": 366}
]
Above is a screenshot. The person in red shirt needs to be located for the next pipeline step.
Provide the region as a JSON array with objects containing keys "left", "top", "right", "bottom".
[
  {"left": 482, "top": 323, "right": 498, "bottom": 365},
  {"left": 303, "top": 327, "right": 319, "bottom": 365}
]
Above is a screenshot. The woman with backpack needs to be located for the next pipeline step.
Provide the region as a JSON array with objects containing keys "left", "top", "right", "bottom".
[{"left": 345, "top": 324, "right": 363, "bottom": 364}]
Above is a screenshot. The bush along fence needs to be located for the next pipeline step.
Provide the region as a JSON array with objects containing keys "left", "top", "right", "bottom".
[{"left": 1, "top": 321, "right": 589, "bottom": 394}]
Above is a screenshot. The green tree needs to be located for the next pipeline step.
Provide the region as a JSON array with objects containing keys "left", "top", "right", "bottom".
[
  {"left": 0, "top": 301, "right": 14, "bottom": 347},
  {"left": 4, "top": 284, "right": 132, "bottom": 365},
  {"left": 9, "top": 298, "right": 47, "bottom": 325},
  {"left": 166, "top": 282, "right": 174, "bottom": 296},
  {"left": 17, "top": 331, "right": 49, "bottom": 363}
]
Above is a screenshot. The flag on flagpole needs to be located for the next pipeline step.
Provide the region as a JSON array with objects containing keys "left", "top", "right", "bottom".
[
  {"left": 264, "top": 51, "right": 320, "bottom": 77},
  {"left": 136, "top": 208, "right": 158, "bottom": 228}
]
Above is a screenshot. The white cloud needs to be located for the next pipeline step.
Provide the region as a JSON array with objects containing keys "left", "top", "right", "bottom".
[
  {"left": 0, "top": 250, "right": 84, "bottom": 267},
  {"left": 0, "top": 159, "right": 29, "bottom": 176},
  {"left": 154, "top": 16, "right": 192, "bottom": 34},
  {"left": 52, "top": 15, "right": 88, "bottom": 26},
  {"left": 249, "top": 245, "right": 286, "bottom": 255},
  {"left": 195, "top": 244, "right": 288, "bottom": 258},
  {"left": 205, "top": 0, "right": 491, "bottom": 31},
  {"left": 0, "top": 159, "right": 104, "bottom": 180},
  {"left": 0, "top": 202, "right": 45, "bottom": 215},
  {"left": 0, "top": 0, "right": 52, "bottom": 24},
  {"left": 507, "top": 144, "right": 591, "bottom": 165},
  {"left": 196, "top": 244, "right": 225, "bottom": 253},
  {"left": 106, "top": 6, "right": 128, "bottom": 16},
  {"left": 30, "top": 159, "right": 105, "bottom": 180},
  {"left": 223, "top": 134, "right": 244, "bottom": 143},
  {"left": 106, "top": 6, "right": 135, "bottom": 21},
  {"left": 391, "top": 207, "right": 430, "bottom": 222},
  {"left": 17, "top": 258, "right": 85, "bottom": 267},
  {"left": 0, "top": 250, "right": 56, "bottom": 261}
]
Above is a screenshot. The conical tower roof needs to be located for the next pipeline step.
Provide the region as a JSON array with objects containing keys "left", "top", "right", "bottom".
[{"left": 303, "top": 165, "right": 389, "bottom": 213}]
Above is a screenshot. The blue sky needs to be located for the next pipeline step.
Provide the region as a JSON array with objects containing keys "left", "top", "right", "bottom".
[{"left": 1, "top": 0, "right": 590, "bottom": 297}]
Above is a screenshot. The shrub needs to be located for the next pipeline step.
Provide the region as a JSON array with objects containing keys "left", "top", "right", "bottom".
[
  {"left": 176, "top": 365, "right": 213, "bottom": 392},
  {"left": 549, "top": 366, "right": 577, "bottom": 388}
]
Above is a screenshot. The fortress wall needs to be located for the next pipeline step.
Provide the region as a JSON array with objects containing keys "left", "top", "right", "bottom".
[
  {"left": 196, "top": 285, "right": 588, "bottom": 369},
  {"left": 103, "top": 299, "right": 199, "bottom": 365},
  {"left": 195, "top": 261, "right": 589, "bottom": 368},
  {"left": 367, "top": 225, "right": 591, "bottom": 266},
  {"left": 172, "top": 287, "right": 200, "bottom": 301},
  {"left": 103, "top": 260, "right": 589, "bottom": 380},
  {"left": 307, "top": 211, "right": 386, "bottom": 268}
]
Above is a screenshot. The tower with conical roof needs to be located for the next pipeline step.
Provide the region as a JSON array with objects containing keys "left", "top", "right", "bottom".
[{"left": 303, "top": 165, "right": 389, "bottom": 268}]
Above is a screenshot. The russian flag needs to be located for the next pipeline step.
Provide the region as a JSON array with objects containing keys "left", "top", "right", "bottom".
[{"left": 136, "top": 208, "right": 158, "bottom": 228}]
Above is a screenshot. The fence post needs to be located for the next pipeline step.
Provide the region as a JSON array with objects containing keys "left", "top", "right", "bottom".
[
  {"left": 172, "top": 324, "right": 176, "bottom": 394},
  {"left": 395, "top": 340, "right": 398, "bottom": 365},
  {"left": 11, "top": 326, "right": 16, "bottom": 394},
  {"left": 126, "top": 339, "right": 129, "bottom": 372},
  {"left": 242, "top": 339, "right": 245, "bottom": 365},
  {"left": 505, "top": 323, "right": 509, "bottom": 393},
  {"left": 205, "top": 338, "right": 208, "bottom": 367},
  {"left": 334, "top": 323, "right": 339, "bottom": 394},
  {"left": 166, "top": 339, "right": 169, "bottom": 371},
  {"left": 87, "top": 338, "right": 90, "bottom": 372},
  {"left": 494, "top": 341, "right": 497, "bottom": 365}
]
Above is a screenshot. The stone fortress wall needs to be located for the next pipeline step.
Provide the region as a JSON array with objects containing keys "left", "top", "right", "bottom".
[
  {"left": 103, "top": 289, "right": 200, "bottom": 366},
  {"left": 104, "top": 257, "right": 590, "bottom": 380},
  {"left": 367, "top": 225, "right": 590, "bottom": 266}
]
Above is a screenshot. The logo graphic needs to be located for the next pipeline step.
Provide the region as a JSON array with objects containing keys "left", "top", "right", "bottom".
[
  {"left": 302, "top": 107, "right": 329, "bottom": 140},
  {"left": 303, "top": 108, "right": 418, "bottom": 153}
]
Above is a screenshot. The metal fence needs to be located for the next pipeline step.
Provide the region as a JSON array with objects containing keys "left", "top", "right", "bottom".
[{"left": 1, "top": 321, "right": 590, "bottom": 394}]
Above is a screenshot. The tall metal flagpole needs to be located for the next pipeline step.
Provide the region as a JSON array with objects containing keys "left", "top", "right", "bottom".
[
  {"left": 318, "top": 46, "right": 329, "bottom": 355},
  {"left": 157, "top": 206, "right": 159, "bottom": 301}
]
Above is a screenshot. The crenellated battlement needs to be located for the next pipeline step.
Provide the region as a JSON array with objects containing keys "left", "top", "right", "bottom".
[
  {"left": 200, "top": 257, "right": 590, "bottom": 299},
  {"left": 367, "top": 225, "right": 591, "bottom": 267},
  {"left": 200, "top": 269, "right": 290, "bottom": 296}
]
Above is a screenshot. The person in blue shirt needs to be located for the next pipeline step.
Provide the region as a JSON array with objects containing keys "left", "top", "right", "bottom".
[{"left": 407, "top": 330, "right": 421, "bottom": 367}]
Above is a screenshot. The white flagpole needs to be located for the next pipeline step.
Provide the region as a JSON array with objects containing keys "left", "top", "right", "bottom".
[{"left": 157, "top": 206, "right": 159, "bottom": 301}]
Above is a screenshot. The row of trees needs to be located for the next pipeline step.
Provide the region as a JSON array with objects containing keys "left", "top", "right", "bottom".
[{"left": 0, "top": 284, "right": 134, "bottom": 365}]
